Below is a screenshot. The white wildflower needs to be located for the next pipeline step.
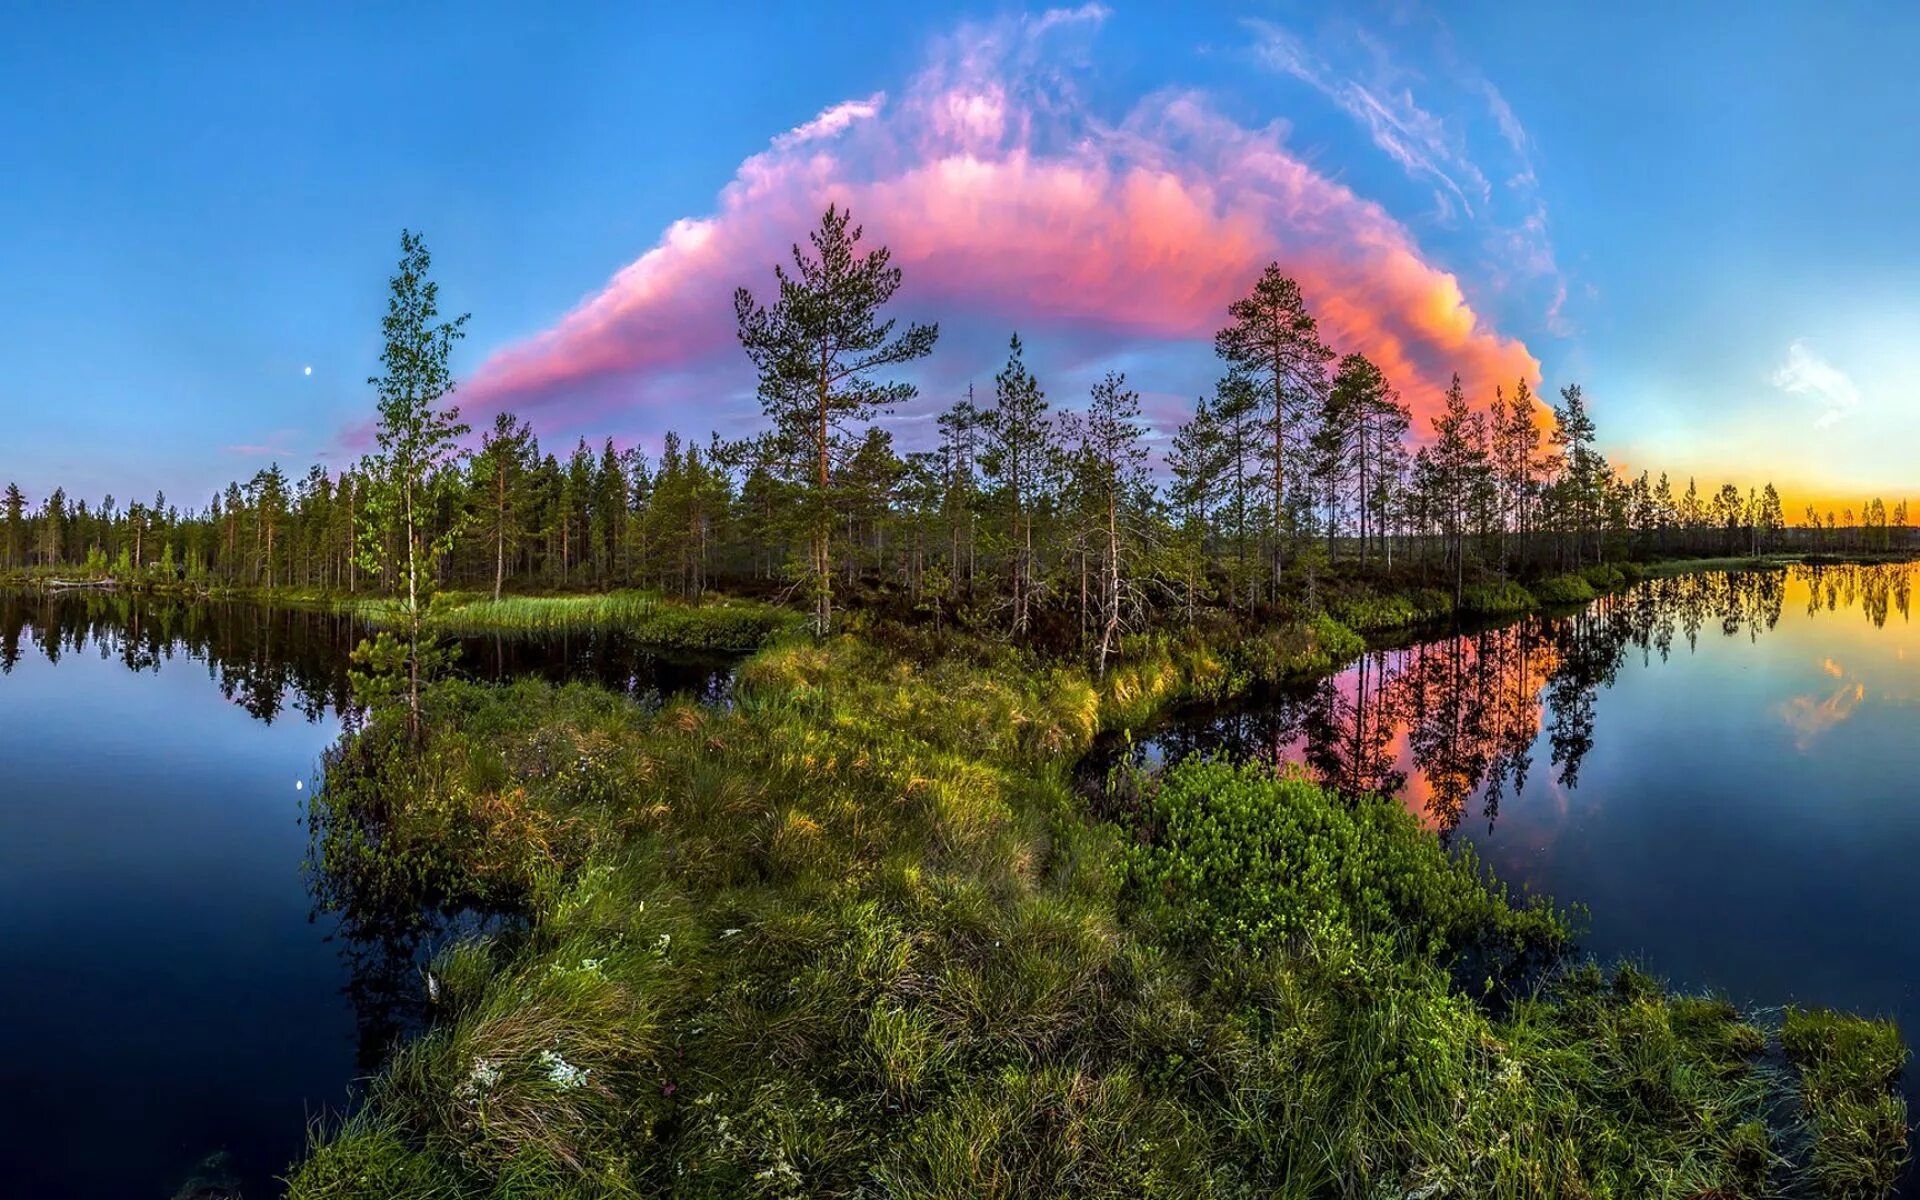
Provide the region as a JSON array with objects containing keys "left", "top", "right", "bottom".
[
  {"left": 539, "top": 1049, "right": 591, "bottom": 1090},
  {"left": 456, "top": 1056, "right": 502, "bottom": 1101}
]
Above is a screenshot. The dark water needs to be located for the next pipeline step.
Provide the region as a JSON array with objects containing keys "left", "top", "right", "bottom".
[
  {"left": 1100, "top": 563, "right": 1920, "bottom": 1035},
  {"left": 0, "top": 591, "right": 734, "bottom": 1200}
]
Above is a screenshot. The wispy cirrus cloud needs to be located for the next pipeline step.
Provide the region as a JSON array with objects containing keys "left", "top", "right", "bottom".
[
  {"left": 772, "top": 92, "right": 887, "bottom": 150},
  {"left": 459, "top": 5, "right": 1539, "bottom": 444},
  {"left": 224, "top": 432, "right": 303, "bottom": 460},
  {"left": 1771, "top": 340, "right": 1860, "bottom": 429},
  {"left": 1244, "top": 14, "right": 1569, "bottom": 336},
  {"left": 1246, "top": 20, "right": 1491, "bottom": 221},
  {"left": 1780, "top": 674, "right": 1866, "bottom": 750}
]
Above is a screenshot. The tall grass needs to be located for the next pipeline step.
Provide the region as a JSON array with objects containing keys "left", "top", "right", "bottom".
[
  {"left": 291, "top": 625, "right": 1909, "bottom": 1199},
  {"left": 351, "top": 590, "right": 802, "bottom": 650}
]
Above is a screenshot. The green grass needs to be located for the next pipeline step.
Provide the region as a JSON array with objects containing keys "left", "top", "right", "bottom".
[
  {"left": 289, "top": 624, "right": 1910, "bottom": 1199},
  {"left": 1325, "top": 585, "right": 1455, "bottom": 632},
  {"left": 1640, "top": 555, "right": 1792, "bottom": 578},
  {"left": 351, "top": 590, "right": 803, "bottom": 650},
  {"left": 1783, "top": 1007, "right": 1912, "bottom": 1198}
]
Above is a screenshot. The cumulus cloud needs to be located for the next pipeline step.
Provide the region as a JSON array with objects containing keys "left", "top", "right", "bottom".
[
  {"left": 1771, "top": 341, "right": 1860, "bottom": 429},
  {"left": 460, "top": 5, "right": 1539, "bottom": 441}
]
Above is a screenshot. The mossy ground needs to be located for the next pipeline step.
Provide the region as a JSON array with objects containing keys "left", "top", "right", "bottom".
[{"left": 293, "top": 619, "right": 1909, "bottom": 1199}]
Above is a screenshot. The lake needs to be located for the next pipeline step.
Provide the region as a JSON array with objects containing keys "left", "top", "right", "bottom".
[
  {"left": 2, "top": 566, "right": 1916, "bottom": 1196},
  {"left": 1099, "top": 562, "right": 1920, "bottom": 1031},
  {"left": 0, "top": 592, "right": 733, "bottom": 1200}
]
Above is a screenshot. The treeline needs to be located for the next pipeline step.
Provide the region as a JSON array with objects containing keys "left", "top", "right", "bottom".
[{"left": 5, "top": 211, "right": 1911, "bottom": 648}]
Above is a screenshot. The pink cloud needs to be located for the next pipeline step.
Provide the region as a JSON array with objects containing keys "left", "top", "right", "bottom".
[{"left": 460, "top": 5, "right": 1539, "bottom": 439}]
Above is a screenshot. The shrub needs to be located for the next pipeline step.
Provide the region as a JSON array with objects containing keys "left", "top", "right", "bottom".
[
  {"left": 1533, "top": 574, "right": 1598, "bottom": 606},
  {"left": 1459, "top": 579, "right": 1537, "bottom": 615},
  {"left": 1328, "top": 587, "right": 1454, "bottom": 632},
  {"left": 1125, "top": 757, "right": 1567, "bottom": 965},
  {"left": 1580, "top": 563, "right": 1627, "bottom": 591}
]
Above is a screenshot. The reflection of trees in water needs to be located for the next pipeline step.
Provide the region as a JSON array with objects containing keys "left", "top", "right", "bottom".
[
  {"left": 0, "top": 592, "right": 738, "bottom": 718},
  {"left": 1143, "top": 565, "right": 1913, "bottom": 836},
  {"left": 0, "top": 591, "right": 358, "bottom": 721},
  {"left": 1801, "top": 562, "right": 1912, "bottom": 629},
  {"left": 2, "top": 589, "right": 732, "bottom": 1070}
]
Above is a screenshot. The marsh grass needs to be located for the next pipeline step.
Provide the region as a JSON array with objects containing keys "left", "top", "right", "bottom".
[
  {"left": 292, "top": 623, "right": 1910, "bottom": 1199},
  {"left": 348, "top": 590, "right": 801, "bottom": 649},
  {"left": 1782, "top": 1007, "right": 1912, "bottom": 1198}
]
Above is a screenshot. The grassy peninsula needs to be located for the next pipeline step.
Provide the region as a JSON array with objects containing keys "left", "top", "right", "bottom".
[{"left": 293, "top": 615, "right": 1909, "bottom": 1199}]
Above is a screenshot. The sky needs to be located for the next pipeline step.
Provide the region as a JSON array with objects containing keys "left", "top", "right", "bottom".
[{"left": 4, "top": 1, "right": 1918, "bottom": 516}]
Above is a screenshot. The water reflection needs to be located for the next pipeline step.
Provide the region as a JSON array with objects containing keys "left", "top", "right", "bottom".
[
  {"left": 1111, "top": 564, "right": 1911, "bottom": 839},
  {"left": 0, "top": 588, "right": 738, "bottom": 1200},
  {"left": 0, "top": 589, "right": 737, "bottom": 720}
]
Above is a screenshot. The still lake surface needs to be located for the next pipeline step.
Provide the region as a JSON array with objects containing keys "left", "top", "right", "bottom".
[
  {"left": 0, "top": 593, "right": 732, "bottom": 1200},
  {"left": 1102, "top": 563, "right": 1920, "bottom": 1022},
  {"left": 1, "top": 565, "right": 1915, "bottom": 1196}
]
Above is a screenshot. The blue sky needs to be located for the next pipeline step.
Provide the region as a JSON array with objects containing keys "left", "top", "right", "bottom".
[{"left": 4, "top": 2, "right": 1917, "bottom": 512}]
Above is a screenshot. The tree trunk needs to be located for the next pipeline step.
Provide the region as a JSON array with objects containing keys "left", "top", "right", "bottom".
[
  {"left": 815, "top": 358, "right": 833, "bottom": 637},
  {"left": 1097, "top": 491, "right": 1121, "bottom": 676}
]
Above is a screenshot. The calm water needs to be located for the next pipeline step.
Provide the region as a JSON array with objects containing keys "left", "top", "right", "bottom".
[
  {"left": 1102, "top": 563, "right": 1920, "bottom": 1030},
  {"left": 0, "top": 592, "right": 734, "bottom": 1200}
]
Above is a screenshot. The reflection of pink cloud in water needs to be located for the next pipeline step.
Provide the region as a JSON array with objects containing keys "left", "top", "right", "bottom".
[
  {"left": 1780, "top": 678, "right": 1867, "bottom": 751},
  {"left": 454, "top": 7, "right": 1539, "bottom": 442},
  {"left": 1389, "top": 725, "right": 1446, "bottom": 833}
]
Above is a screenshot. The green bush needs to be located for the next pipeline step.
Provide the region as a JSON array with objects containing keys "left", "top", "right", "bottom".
[
  {"left": 1533, "top": 574, "right": 1598, "bottom": 606},
  {"left": 1459, "top": 579, "right": 1537, "bottom": 615},
  {"left": 1126, "top": 757, "right": 1566, "bottom": 964},
  {"left": 1580, "top": 563, "right": 1627, "bottom": 591},
  {"left": 1328, "top": 587, "right": 1454, "bottom": 631}
]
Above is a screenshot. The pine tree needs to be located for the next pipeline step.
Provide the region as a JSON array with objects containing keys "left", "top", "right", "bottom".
[
  {"left": 1550, "top": 384, "right": 1601, "bottom": 564},
  {"left": 1213, "top": 265, "right": 1333, "bottom": 591},
  {"left": 733, "top": 204, "right": 937, "bottom": 635},
  {"left": 980, "top": 334, "right": 1054, "bottom": 635},
  {"left": 936, "top": 391, "right": 984, "bottom": 603},
  {"left": 474, "top": 412, "right": 534, "bottom": 600},
  {"left": 250, "top": 463, "right": 289, "bottom": 588},
  {"left": 1064, "top": 371, "right": 1148, "bottom": 674},
  {"left": 1429, "top": 373, "right": 1491, "bottom": 601},
  {"left": 4, "top": 483, "right": 27, "bottom": 570},
  {"left": 1166, "top": 393, "right": 1225, "bottom": 622}
]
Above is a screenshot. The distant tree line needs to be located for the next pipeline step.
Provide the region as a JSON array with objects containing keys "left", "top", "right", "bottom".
[{"left": 5, "top": 211, "right": 1909, "bottom": 649}]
